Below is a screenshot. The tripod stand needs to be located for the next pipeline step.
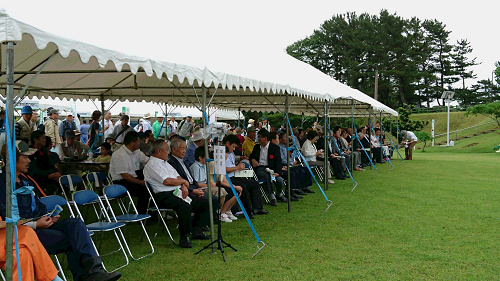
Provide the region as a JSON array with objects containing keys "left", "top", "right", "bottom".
[{"left": 194, "top": 181, "right": 237, "bottom": 261}]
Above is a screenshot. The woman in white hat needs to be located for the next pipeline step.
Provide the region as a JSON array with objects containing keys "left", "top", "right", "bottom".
[{"left": 247, "top": 119, "right": 255, "bottom": 128}]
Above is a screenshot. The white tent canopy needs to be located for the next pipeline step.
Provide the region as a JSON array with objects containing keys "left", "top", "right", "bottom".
[{"left": 0, "top": 9, "right": 397, "bottom": 117}]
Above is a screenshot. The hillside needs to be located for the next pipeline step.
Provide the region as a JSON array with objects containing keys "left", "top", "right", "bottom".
[{"left": 401, "top": 111, "right": 500, "bottom": 153}]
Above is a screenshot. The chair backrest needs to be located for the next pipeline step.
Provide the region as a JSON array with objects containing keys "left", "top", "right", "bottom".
[
  {"left": 73, "top": 190, "right": 99, "bottom": 205},
  {"left": 72, "top": 190, "right": 111, "bottom": 223},
  {"left": 59, "top": 174, "right": 86, "bottom": 200},
  {"left": 39, "top": 195, "right": 75, "bottom": 217},
  {"left": 60, "top": 174, "right": 85, "bottom": 186},
  {"left": 103, "top": 185, "right": 139, "bottom": 217},
  {"left": 104, "top": 184, "right": 128, "bottom": 199},
  {"left": 86, "top": 172, "right": 110, "bottom": 188}
]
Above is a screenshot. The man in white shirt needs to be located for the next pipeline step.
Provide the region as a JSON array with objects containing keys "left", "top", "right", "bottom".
[
  {"left": 109, "top": 131, "right": 150, "bottom": 213},
  {"left": 144, "top": 140, "right": 210, "bottom": 248},
  {"left": 262, "top": 118, "right": 271, "bottom": 131},
  {"left": 103, "top": 110, "right": 114, "bottom": 140},
  {"left": 400, "top": 130, "right": 418, "bottom": 160},
  {"left": 142, "top": 113, "right": 153, "bottom": 132},
  {"left": 168, "top": 116, "right": 178, "bottom": 133}
]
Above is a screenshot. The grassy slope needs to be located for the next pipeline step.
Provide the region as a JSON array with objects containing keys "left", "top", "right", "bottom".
[
  {"left": 407, "top": 112, "right": 499, "bottom": 147},
  {"left": 72, "top": 150, "right": 500, "bottom": 280}
]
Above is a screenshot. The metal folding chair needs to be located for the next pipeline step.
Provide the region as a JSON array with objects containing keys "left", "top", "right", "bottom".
[
  {"left": 241, "top": 162, "right": 271, "bottom": 204},
  {"left": 145, "top": 181, "right": 177, "bottom": 243},
  {"left": 72, "top": 190, "right": 129, "bottom": 273},
  {"left": 59, "top": 174, "right": 87, "bottom": 203},
  {"left": 103, "top": 184, "right": 154, "bottom": 260},
  {"left": 85, "top": 172, "right": 112, "bottom": 193}
]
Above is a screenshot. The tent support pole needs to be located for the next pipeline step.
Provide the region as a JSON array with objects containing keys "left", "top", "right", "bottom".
[
  {"left": 324, "top": 99, "right": 328, "bottom": 191},
  {"left": 390, "top": 115, "right": 393, "bottom": 141},
  {"left": 165, "top": 103, "right": 168, "bottom": 135},
  {"left": 285, "top": 92, "right": 291, "bottom": 212},
  {"left": 237, "top": 106, "right": 241, "bottom": 128},
  {"left": 202, "top": 85, "right": 216, "bottom": 251},
  {"left": 5, "top": 41, "right": 14, "bottom": 281},
  {"left": 100, "top": 94, "right": 105, "bottom": 144},
  {"left": 350, "top": 100, "right": 354, "bottom": 172},
  {"left": 368, "top": 107, "right": 372, "bottom": 170}
]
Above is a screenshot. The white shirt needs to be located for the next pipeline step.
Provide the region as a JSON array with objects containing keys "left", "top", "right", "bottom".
[
  {"left": 109, "top": 145, "right": 149, "bottom": 181},
  {"left": 173, "top": 156, "right": 193, "bottom": 183},
  {"left": 301, "top": 139, "right": 318, "bottom": 161},
  {"left": 258, "top": 141, "right": 270, "bottom": 166},
  {"left": 103, "top": 118, "right": 114, "bottom": 139},
  {"left": 226, "top": 152, "right": 236, "bottom": 178},
  {"left": 143, "top": 156, "right": 181, "bottom": 194},
  {"left": 142, "top": 119, "right": 153, "bottom": 132},
  {"left": 405, "top": 131, "right": 418, "bottom": 142},
  {"left": 370, "top": 134, "right": 381, "bottom": 148},
  {"left": 170, "top": 120, "right": 178, "bottom": 132}
]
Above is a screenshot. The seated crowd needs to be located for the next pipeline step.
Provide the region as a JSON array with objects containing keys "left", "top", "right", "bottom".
[{"left": 0, "top": 107, "right": 394, "bottom": 279}]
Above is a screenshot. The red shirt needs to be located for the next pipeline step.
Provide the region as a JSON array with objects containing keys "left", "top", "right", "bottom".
[{"left": 236, "top": 134, "right": 245, "bottom": 152}]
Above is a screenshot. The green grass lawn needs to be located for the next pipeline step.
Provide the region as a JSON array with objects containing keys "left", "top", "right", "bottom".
[{"left": 59, "top": 148, "right": 500, "bottom": 280}]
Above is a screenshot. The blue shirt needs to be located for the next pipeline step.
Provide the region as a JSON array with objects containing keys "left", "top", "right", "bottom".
[
  {"left": 80, "top": 123, "right": 90, "bottom": 135},
  {"left": 189, "top": 161, "right": 207, "bottom": 184},
  {"left": 184, "top": 142, "right": 197, "bottom": 169},
  {"left": 278, "top": 143, "right": 292, "bottom": 166}
]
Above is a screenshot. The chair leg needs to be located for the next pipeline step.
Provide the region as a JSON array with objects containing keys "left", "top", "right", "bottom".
[
  {"left": 119, "top": 221, "right": 155, "bottom": 261},
  {"left": 260, "top": 185, "right": 270, "bottom": 204},
  {"left": 54, "top": 255, "right": 67, "bottom": 281}
]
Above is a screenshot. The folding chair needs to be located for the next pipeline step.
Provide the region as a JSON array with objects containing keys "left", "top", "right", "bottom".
[
  {"left": 250, "top": 166, "right": 271, "bottom": 204},
  {"left": 72, "top": 190, "right": 129, "bottom": 273},
  {"left": 59, "top": 174, "right": 87, "bottom": 203},
  {"left": 85, "top": 172, "right": 112, "bottom": 193},
  {"left": 145, "top": 181, "right": 177, "bottom": 243},
  {"left": 103, "top": 184, "right": 154, "bottom": 260}
]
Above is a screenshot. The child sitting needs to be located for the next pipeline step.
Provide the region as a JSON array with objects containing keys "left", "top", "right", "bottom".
[
  {"left": 95, "top": 142, "right": 111, "bottom": 171},
  {"left": 190, "top": 146, "right": 242, "bottom": 223}
]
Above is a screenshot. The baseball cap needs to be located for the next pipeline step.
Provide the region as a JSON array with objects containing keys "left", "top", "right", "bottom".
[
  {"left": 21, "top": 106, "right": 33, "bottom": 114},
  {"left": 1, "top": 140, "right": 37, "bottom": 157}
]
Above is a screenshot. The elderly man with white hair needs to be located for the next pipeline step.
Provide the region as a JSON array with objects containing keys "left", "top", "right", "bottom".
[{"left": 400, "top": 130, "right": 418, "bottom": 160}]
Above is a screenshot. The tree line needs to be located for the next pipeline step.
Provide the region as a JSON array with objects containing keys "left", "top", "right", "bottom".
[{"left": 286, "top": 10, "right": 498, "bottom": 109}]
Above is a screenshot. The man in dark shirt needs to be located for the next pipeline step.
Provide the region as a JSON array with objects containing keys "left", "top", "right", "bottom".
[{"left": 29, "top": 130, "right": 62, "bottom": 195}]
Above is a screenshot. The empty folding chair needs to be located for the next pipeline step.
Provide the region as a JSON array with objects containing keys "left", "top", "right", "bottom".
[
  {"left": 103, "top": 184, "right": 154, "bottom": 260},
  {"left": 59, "top": 174, "right": 87, "bottom": 203},
  {"left": 85, "top": 172, "right": 111, "bottom": 193},
  {"left": 72, "top": 190, "right": 129, "bottom": 273},
  {"left": 145, "top": 181, "right": 177, "bottom": 243}
]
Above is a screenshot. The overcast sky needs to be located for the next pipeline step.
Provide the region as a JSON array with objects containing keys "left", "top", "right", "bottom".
[{"left": 2, "top": 0, "right": 497, "bottom": 110}]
